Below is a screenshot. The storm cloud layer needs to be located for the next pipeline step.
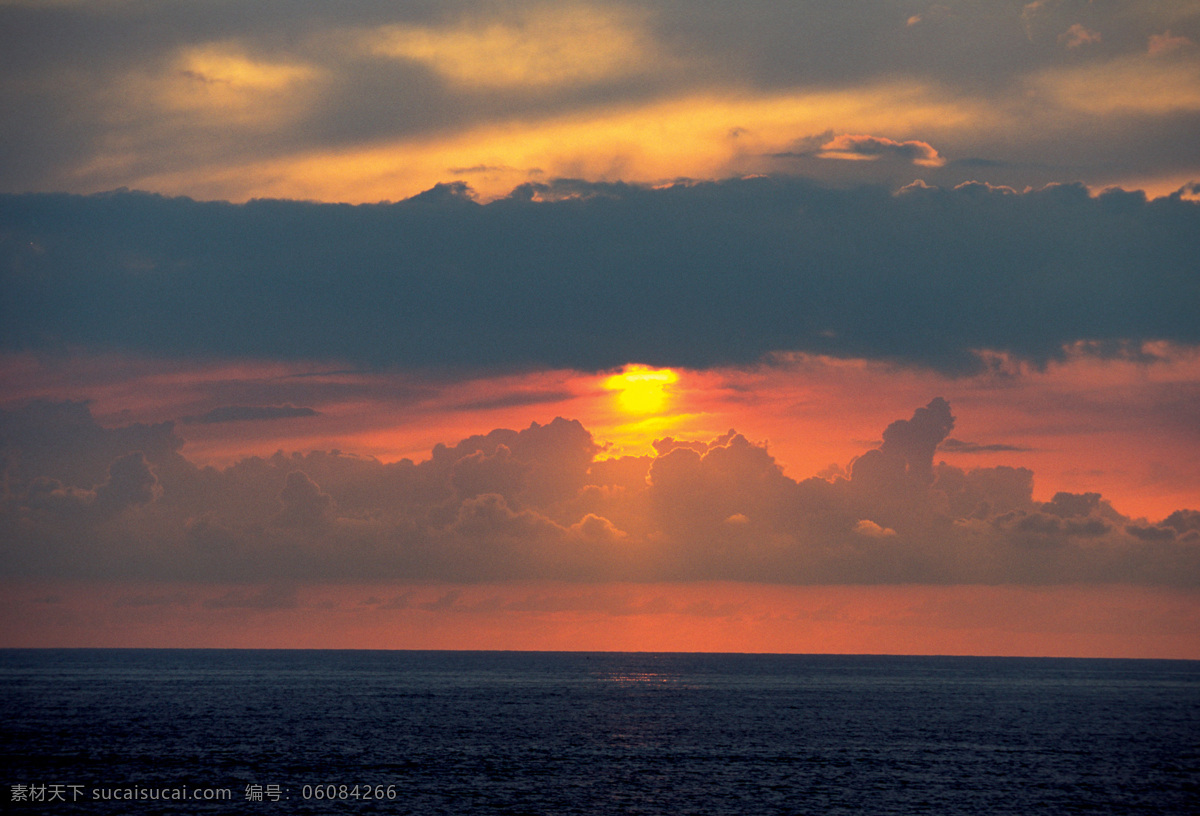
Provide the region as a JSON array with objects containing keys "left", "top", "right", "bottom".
[
  {"left": 3, "top": 177, "right": 1198, "bottom": 373},
  {"left": 2, "top": 398, "right": 1196, "bottom": 587}
]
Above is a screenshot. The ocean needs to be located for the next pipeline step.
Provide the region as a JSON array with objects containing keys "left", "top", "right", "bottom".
[{"left": 2, "top": 650, "right": 1197, "bottom": 814}]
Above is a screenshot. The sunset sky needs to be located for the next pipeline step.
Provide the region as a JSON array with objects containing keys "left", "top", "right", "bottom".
[{"left": 2, "top": 0, "right": 1198, "bottom": 658}]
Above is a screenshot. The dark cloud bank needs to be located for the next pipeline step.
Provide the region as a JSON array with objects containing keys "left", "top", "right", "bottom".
[
  {"left": 2, "top": 398, "right": 1197, "bottom": 586},
  {"left": 2, "top": 176, "right": 1198, "bottom": 373}
]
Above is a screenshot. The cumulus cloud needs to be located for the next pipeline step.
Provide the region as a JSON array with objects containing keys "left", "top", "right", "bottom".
[
  {"left": 571, "top": 513, "right": 628, "bottom": 543},
  {"left": 876, "top": 396, "right": 955, "bottom": 484},
  {"left": 275, "top": 470, "right": 336, "bottom": 528},
  {"left": 0, "top": 400, "right": 186, "bottom": 488},
  {"left": 853, "top": 520, "right": 897, "bottom": 538},
  {"left": 817, "top": 134, "right": 947, "bottom": 167},
  {"left": 94, "top": 451, "right": 161, "bottom": 516},
  {"left": 23, "top": 458, "right": 158, "bottom": 522},
  {"left": 2, "top": 178, "right": 1197, "bottom": 375},
  {"left": 1, "top": 398, "right": 1196, "bottom": 587}
]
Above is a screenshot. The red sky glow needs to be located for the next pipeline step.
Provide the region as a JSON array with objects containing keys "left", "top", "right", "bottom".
[{"left": 2, "top": 0, "right": 1198, "bottom": 657}]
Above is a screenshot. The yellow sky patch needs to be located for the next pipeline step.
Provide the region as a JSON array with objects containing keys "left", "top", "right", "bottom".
[
  {"left": 1030, "top": 55, "right": 1200, "bottom": 115},
  {"left": 158, "top": 44, "right": 319, "bottom": 124},
  {"left": 365, "top": 4, "right": 657, "bottom": 89},
  {"left": 107, "top": 82, "right": 984, "bottom": 203}
]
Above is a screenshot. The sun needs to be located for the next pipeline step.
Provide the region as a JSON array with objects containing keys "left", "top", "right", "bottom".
[{"left": 604, "top": 365, "right": 679, "bottom": 415}]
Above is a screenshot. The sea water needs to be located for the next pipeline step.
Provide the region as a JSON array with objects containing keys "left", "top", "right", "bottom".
[{"left": 2, "top": 650, "right": 1197, "bottom": 814}]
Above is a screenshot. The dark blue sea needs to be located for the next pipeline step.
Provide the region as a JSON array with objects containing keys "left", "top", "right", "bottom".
[{"left": 2, "top": 650, "right": 1197, "bottom": 815}]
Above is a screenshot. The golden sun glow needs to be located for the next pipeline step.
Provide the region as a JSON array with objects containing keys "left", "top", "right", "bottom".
[{"left": 604, "top": 365, "right": 678, "bottom": 415}]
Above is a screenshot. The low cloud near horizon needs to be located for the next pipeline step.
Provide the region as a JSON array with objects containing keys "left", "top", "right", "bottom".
[{"left": 2, "top": 397, "right": 1196, "bottom": 588}]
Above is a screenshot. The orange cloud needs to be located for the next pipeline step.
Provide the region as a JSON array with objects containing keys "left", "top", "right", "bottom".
[
  {"left": 853, "top": 519, "right": 897, "bottom": 538},
  {"left": 817, "top": 133, "right": 947, "bottom": 167},
  {"left": 1058, "top": 24, "right": 1101, "bottom": 49},
  {"left": 1148, "top": 30, "right": 1194, "bottom": 56}
]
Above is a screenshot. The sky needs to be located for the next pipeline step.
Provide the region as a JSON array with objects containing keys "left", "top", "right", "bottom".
[{"left": 1, "top": 0, "right": 1199, "bottom": 657}]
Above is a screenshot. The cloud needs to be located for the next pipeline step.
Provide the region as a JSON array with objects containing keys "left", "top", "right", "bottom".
[
  {"left": 2, "top": 398, "right": 1196, "bottom": 587},
  {"left": 115, "top": 591, "right": 191, "bottom": 608},
  {"left": 853, "top": 519, "right": 897, "bottom": 538},
  {"left": 817, "top": 134, "right": 947, "bottom": 167},
  {"left": 1059, "top": 24, "right": 1101, "bottom": 49},
  {"left": 1148, "top": 30, "right": 1194, "bottom": 56},
  {"left": 183, "top": 404, "right": 319, "bottom": 424},
  {"left": 1, "top": 1, "right": 1197, "bottom": 201},
  {"left": 275, "top": 470, "right": 336, "bottom": 528},
  {"left": 21, "top": 453, "right": 159, "bottom": 522},
  {"left": 1028, "top": 55, "right": 1200, "bottom": 116},
  {"left": 1020, "top": 0, "right": 1052, "bottom": 40},
  {"left": 939, "top": 438, "right": 1030, "bottom": 454},
  {"left": 159, "top": 43, "right": 319, "bottom": 124},
  {"left": 3, "top": 178, "right": 1197, "bottom": 375},
  {"left": 450, "top": 389, "right": 575, "bottom": 412},
  {"left": 93, "top": 451, "right": 161, "bottom": 516},
  {"left": 0, "top": 400, "right": 185, "bottom": 488},
  {"left": 570, "top": 513, "right": 628, "bottom": 543},
  {"left": 876, "top": 396, "right": 955, "bottom": 484},
  {"left": 202, "top": 585, "right": 299, "bottom": 609},
  {"left": 364, "top": 4, "right": 660, "bottom": 90}
]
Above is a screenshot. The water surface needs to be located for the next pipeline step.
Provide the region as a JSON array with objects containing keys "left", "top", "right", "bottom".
[{"left": 2, "top": 650, "right": 1197, "bottom": 814}]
